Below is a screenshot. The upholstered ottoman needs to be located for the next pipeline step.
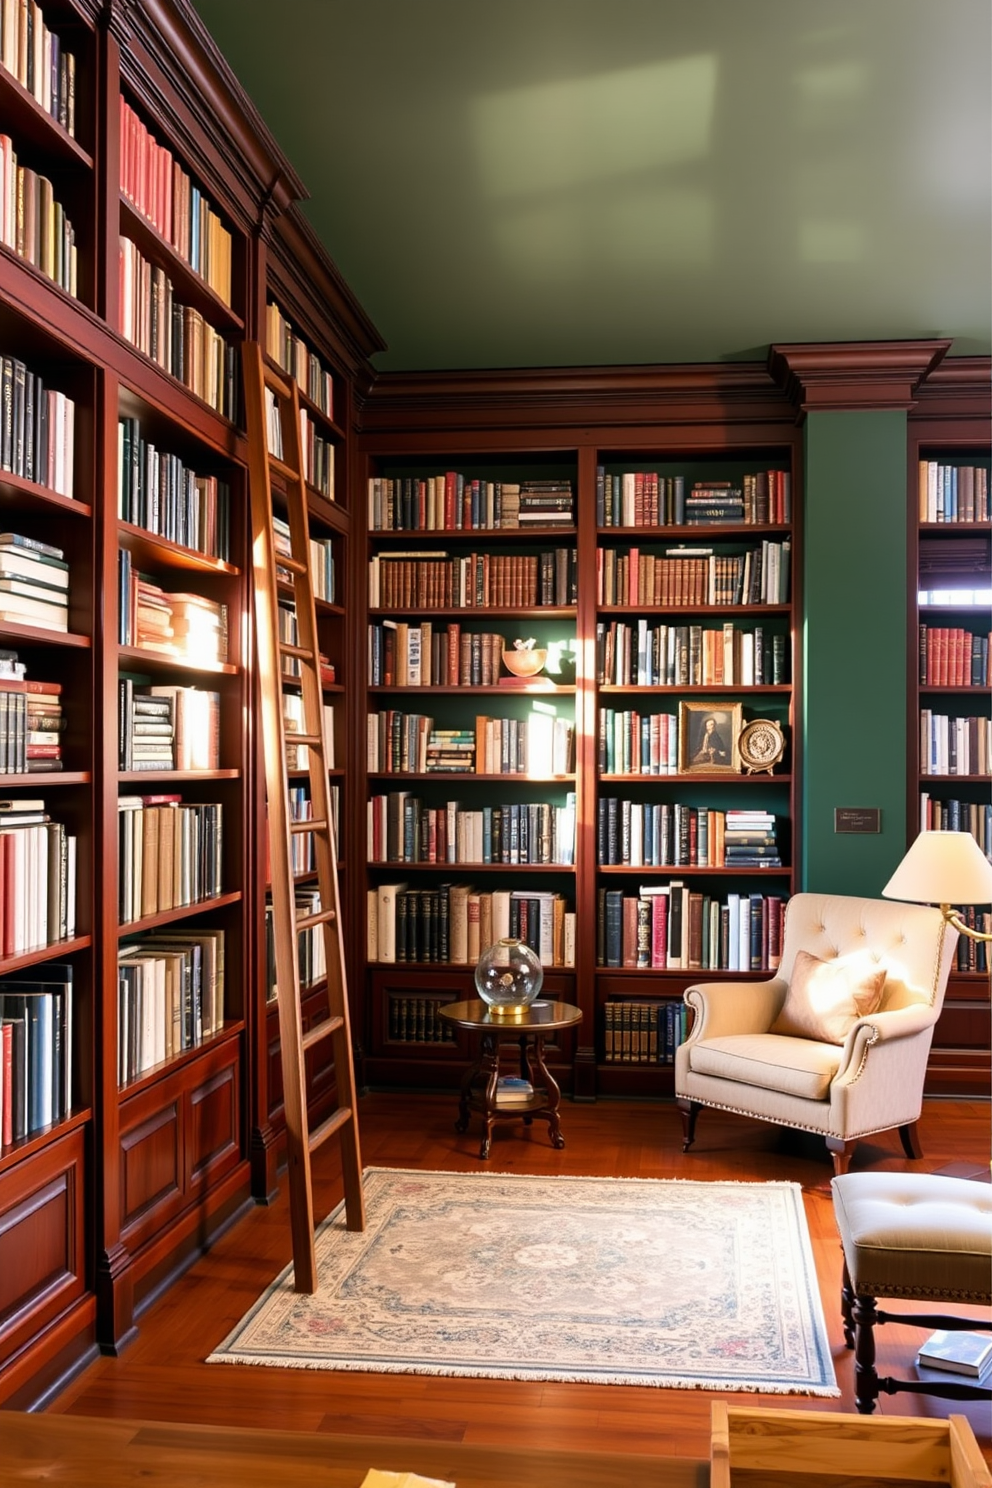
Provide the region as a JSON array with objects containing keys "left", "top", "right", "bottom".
[{"left": 831, "top": 1171, "right": 992, "bottom": 1414}]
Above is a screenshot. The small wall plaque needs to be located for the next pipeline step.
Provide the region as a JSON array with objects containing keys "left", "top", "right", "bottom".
[{"left": 834, "top": 807, "right": 881, "bottom": 834}]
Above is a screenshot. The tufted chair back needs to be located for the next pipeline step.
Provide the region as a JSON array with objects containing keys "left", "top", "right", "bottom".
[{"left": 777, "top": 892, "right": 956, "bottom": 1017}]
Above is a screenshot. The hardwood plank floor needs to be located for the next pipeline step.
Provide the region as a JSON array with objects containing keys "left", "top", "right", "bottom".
[{"left": 50, "top": 1093, "right": 992, "bottom": 1466}]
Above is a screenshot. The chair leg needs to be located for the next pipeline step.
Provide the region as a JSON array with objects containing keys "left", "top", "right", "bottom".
[
  {"left": 852, "top": 1291, "right": 881, "bottom": 1415},
  {"left": 839, "top": 1259, "right": 855, "bottom": 1350},
  {"left": 826, "top": 1136, "right": 853, "bottom": 1175},
  {"left": 898, "top": 1121, "right": 923, "bottom": 1160},
  {"left": 677, "top": 1098, "right": 702, "bottom": 1152}
]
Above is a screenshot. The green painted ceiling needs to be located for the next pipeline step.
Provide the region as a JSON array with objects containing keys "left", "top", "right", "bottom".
[{"left": 191, "top": 0, "right": 991, "bottom": 372}]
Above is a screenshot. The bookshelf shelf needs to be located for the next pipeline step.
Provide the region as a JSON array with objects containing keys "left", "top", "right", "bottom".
[
  {"left": 0, "top": 67, "right": 92, "bottom": 169},
  {"left": 116, "top": 646, "right": 238, "bottom": 676},
  {"left": 369, "top": 684, "right": 577, "bottom": 697},
  {"left": 117, "top": 1017, "right": 245, "bottom": 1098},
  {"left": 0, "top": 1104, "right": 93, "bottom": 1177},
  {"left": 0, "top": 935, "right": 92, "bottom": 974},
  {"left": 116, "top": 889, "right": 242, "bottom": 937},
  {"left": 0, "top": 472, "right": 92, "bottom": 517},
  {"left": 117, "top": 524, "right": 240, "bottom": 576},
  {"left": 0, "top": 620, "right": 89, "bottom": 646}
]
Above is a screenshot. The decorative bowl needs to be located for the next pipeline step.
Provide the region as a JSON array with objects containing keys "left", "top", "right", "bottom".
[{"left": 501, "top": 647, "right": 548, "bottom": 678}]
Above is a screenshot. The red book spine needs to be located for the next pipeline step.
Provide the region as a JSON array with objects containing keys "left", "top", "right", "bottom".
[{"left": 1, "top": 1020, "right": 11, "bottom": 1147}]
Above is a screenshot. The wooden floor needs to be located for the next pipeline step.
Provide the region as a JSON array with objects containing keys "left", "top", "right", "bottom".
[{"left": 50, "top": 1093, "right": 992, "bottom": 1467}]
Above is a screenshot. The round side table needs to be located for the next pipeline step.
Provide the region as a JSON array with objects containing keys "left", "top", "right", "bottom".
[{"left": 438, "top": 998, "right": 582, "bottom": 1160}]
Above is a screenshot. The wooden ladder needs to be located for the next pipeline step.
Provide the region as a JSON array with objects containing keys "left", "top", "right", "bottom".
[{"left": 242, "top": 340, "right": 365, "bottom": 1292}]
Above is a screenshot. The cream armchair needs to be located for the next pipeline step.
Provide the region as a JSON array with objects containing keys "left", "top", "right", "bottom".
[{"left": 675, "top": 892, "right": 958, "bottom": 1174}]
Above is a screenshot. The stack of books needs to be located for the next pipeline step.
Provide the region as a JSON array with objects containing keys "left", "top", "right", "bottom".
[
  {"left": 724, "top": 810, "right": 780, "bottom": 868},
  {"left": 120, "top": 685, "right": 175, "bottom": 772},
  {"left": 425, "top": 729, "right": 475, "bottom": 773},
  {"left": 685, "top": 482, "right": 745, "bottom": 524},
  {"left": 0, "top": 535, "right": 69, "bottom": 632},
  {"left": 495, "top": 1076, "right": 534, "bottom": 1105},
  {"left": 516, "top": 480, "right": 574, "bottom": 526},
  {"left": 25, "top": 680, "right": 64, "bottom": 772},
  {"left": 169, "top": 593, "right": 228, "bottom": 664}
]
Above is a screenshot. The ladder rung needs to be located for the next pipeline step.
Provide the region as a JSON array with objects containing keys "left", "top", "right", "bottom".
[
  {"left": 290, "top": 817, "right": 328, "bottom": 834},
  {"left": 296, "top": 906, "right": 336, "bottom": 932},
  {"left": 263, "top": 365, "right": 293, "bottom": 399},
  {"left": 308, "top": 1104, "right": 354, "bottom": 1154},
  {"left": 286, "top": 732, "right": 322, "bottom": 748},
  {"left": 269, "top": 453, "right": 302, "bottom": 484},
  {"left": 279, "top": 641, "right": 316, "bottom": 661},
  {"left": 302, "top": 1015, "right": 344, "bottom": 1053},
  {"left": 276, "top": 553, "right": 308, "bottom": 577}
]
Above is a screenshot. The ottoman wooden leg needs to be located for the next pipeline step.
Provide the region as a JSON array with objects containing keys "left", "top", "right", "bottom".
[
  {"left": 852, "top": 1291, "right": 881, "bottom": 1415},
  {"left": 840, "top": 1259, "right": 855, "bottom": 1350}
]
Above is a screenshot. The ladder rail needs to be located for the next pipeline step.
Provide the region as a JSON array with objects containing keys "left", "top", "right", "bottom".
[{"left": 242, "top": 341, "right": 364, "bottom": 1294}]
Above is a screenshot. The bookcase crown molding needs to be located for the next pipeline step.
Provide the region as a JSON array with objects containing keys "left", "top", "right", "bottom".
[{"left": 768, "top": 340, "right": 953, "bottom": 415}]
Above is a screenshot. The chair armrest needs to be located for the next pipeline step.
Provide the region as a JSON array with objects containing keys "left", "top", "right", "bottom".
[
  {"left": 834, "top": 1003, "right": 939, "bottom": 1082},
  {"left": 683, "top": 978, "right": 787, "bottom": 1041}
]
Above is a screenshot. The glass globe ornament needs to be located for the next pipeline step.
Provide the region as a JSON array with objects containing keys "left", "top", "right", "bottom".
[{"left": 474, "top": 937, "right": 543, "bottom": 1014}]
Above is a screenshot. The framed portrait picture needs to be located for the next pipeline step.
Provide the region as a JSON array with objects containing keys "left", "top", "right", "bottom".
[{"left": 677, "top": 701, "right": 743, "bottom": 774}]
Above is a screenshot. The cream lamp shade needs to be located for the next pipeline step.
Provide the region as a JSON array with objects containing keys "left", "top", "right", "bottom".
[{"left": 882, "top": 830, "right": 992, "bottom": 908}]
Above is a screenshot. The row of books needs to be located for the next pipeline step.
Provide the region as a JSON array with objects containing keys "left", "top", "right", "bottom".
[
  {"left": 118, "top": 928, "right": 225, "bottom": 1084},
  {"left": 368, "top": 474, "right": 575, "bottom": 532},
  {"left": 369, "top": 624, "right": 513, "bottom": 689},
  {"left": 918, "top": 626, "right": 990, "bottom": 688},
  {"left": 286, "top": 788, "right": 315, "bottom": 875},
  {"left": 369, "top": 549, "right": 578, "bottom": 611},
  {"left": 598, "top": 542, "right": 791, "bottom": 608},
  {"left": 368, "top": 882, "right": 575, "bottom": 968},
  {"left": 265, "top": 389, "right": 336, "bottom": 495},
  {"left": 919, "top": 712, "right": 990, "bottom": 778},
  {"left": 300, "top": 408, "right": 334, "bottom": 499},
  {"left": 0, "top": 670, "right": 63, "bottom": 773},
  {"left": 599, "top": 709, "right": 677, "bottom": 776},
  {"left": 0, "top": 962, "right": 72, "bottom": 1145},
  {"left": 603, "top": 1000, "right": 687, "bottom": 1064},
  {"left": 918, "top": 462, "right": 989, "bottom": 524},
  {"left": 598, "top": 804, "right": 780, "bottom": 869},
  {"left": 387, "top": 996, "right": 456, "bottom": 1045},
  {"left": 0, "top": 135, "right": 77, "bottom": 296},
  {"left": 266, "top": 301, "right": 334, "bottom": 418},
  {"left": 918, "top": 799, "right": 992, "bottom": 861},
  {"left": 1, "top": 355, "right": 75, "bottom": 496},
  {"left": 367, "top": 794, "right": 577, "bottom": 867},
  {"left": 598, "top": 885, "right": 786, "bottom": 972},
  {"left": 120, "top": 98, "right": 233, "bottom": 306},
  {"left": 1, "top": 0, "right": 77, "bottom": 136},
  {"left": 367, "top": 709, "right": 575, "bottom": 777},
  {"left": 264, "top": 889, "right": 325, "bottom": 1000},
  {"left": 282, "top": 696, "right": 335, "bottom": 771},
  {"left": 596, "top": 620, "right": 788, "bottom": 687},
  {"left": 119, "top": 237, "right": 237, "bottom": 418},
  {"left": 118, "top": 551, "right": 229, "bottom": 662},
  {"left": 118, "top": 796, "right": 223, "bottom": 925},
  {"left": 271, "top": 519, "right": 336, "bottom": 603},
  {"left": 117, "top": 416, "right": 230, "bottom": 560},
  {"left": 118, "top": 680, "right": 221, "bottom": 772},
  {"left": 597, "top": 469, "right": 791, "bottom": 528},
  {"left": 0, "top": 807, "right": 76, "bottom": 954},
  {"left": 952, "top": 907, "right": 990, "bottom": 973}
]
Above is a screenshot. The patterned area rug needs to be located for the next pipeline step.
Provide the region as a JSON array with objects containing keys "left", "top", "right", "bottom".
[{"left": 209, "top": 1167, "right": 838, "bottom": 1394}]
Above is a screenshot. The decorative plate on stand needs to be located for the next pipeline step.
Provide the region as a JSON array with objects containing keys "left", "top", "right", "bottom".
[{"left": 737, "top": 718, "right": 786, "bottom": 775}]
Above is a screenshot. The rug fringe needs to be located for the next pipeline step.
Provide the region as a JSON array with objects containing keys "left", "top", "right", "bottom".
[{"left": 205, "top": 1350, "right": 840, "bottom": 1396}]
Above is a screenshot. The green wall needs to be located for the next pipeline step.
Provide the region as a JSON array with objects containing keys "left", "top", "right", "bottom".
[{"left": 802, "top": 410, "right": 908, "bottom": 895}]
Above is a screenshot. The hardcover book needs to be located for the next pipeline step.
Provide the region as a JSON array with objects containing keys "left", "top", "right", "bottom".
[{"left": 917, "top": 1329, "right": 992, "bottom": 1377}]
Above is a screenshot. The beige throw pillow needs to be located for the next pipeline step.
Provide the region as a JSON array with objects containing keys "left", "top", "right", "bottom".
[{"left": 770, "top": 949, "right": 887, "bottom": 1044}]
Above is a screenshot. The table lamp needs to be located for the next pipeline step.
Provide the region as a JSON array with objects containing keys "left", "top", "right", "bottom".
[{"left": 882, "top": 830, "right": 992, "bottom": 947}]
